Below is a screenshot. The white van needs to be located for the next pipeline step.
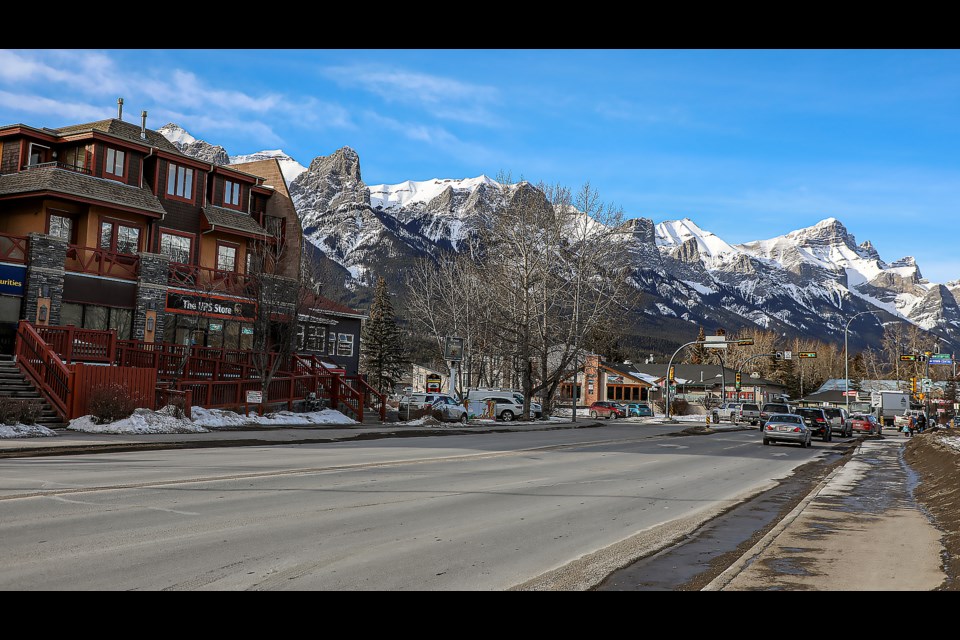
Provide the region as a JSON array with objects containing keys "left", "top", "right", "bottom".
[{"left": 466, "top": 388, "right": 542, "bottom": 419}]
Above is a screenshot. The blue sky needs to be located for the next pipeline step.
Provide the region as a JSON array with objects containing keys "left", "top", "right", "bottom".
[{"left": 3, "top": 49, "right": 959, "bottom": 281}]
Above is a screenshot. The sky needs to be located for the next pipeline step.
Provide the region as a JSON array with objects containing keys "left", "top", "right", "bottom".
[{"left": 3, "top": 49, "right": 960, "bottom": 281}]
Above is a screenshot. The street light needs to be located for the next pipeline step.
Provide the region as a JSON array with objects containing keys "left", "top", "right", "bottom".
[{"left": 844, "top": 310, "right": 880, "bottom": 414}]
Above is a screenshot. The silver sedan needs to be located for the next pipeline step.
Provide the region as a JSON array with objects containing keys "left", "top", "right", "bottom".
[{"left": 762, "top": 413, "right": 812, "bottom": 448}]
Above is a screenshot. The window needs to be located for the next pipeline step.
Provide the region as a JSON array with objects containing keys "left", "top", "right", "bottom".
[
  {"left": 61, "top": 144, "right": 93, "bottom": 173},
  {"left": 166, "top": 163, "right": 194, "bottom": 200},
  {"left": 160, "top": 232, "right": 193, "bottom": 264},
  {"left": 303, "top": 324, "right": 325, "bottom": 352},
  {"left": 216, "top": 243, "right": 237, "bottom": 272},
  {"left": 48, "top": 214, "right": 74, "bottom": 242},
  {"left": 27, "top": 143, "right": 50, "bottom": 166},
  {"left": 337, "top": 333, "right": 354, "bottom": 357},
  {"left": 246, "top": 250, "right": 262, "bottom": 274},
  {"left": 99, "top": 220, "right": 141, "bottom": 254},
  {"left": 296, "top": 324, "right": 305, "bottom": 350},
  {"left": 224, "top": 180, "right": 241, "bottom": 206},
  {"left": 105, "top": 148, "right": 125, "bottom": 177},
  {"left": 60, "top": 303, "right": 132, "bottom": 339},
  {"left": 328, "top": 331, "right": 337, "bottom": 354}
]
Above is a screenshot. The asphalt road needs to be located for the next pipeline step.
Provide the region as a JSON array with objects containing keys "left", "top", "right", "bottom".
[{"left": 0, "top": 423, "right": 828, "bottom": 591}]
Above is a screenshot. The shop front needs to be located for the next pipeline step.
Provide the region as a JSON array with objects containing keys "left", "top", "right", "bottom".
[{"left": 162, "top": 289, "right": 256, "bottom": 349}]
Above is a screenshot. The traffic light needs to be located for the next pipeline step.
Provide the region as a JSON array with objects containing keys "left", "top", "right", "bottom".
[
  {"left": 735, "top": 372, "right": 742, "bottom": 390},
  {"left": 774, "top": 352, "right": 783, "bottom": 360},
  {"left": 669, "top": 366, "right": 675, "bottom": 383},
  {"left": 910, "top": 377, "right": 917, "bottom": 393}
]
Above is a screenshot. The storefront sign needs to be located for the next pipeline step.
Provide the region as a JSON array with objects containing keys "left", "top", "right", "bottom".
[
  {"left": 241, "top": 327, "right": 254, "bottom": 335},
  {"left": 208, "top": 323, "right": 223, "bottom": 332},
  {"left": 0, "top": 264, "right": 27, "bottom": 296},
  {"left": 607, "top": 374, "right": 624, "bottom": 384},
  {"left": 166, "top": 291, "right": 256, "bottom": 321}
]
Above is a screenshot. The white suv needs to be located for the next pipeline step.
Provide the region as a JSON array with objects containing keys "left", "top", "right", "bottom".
[{"left": 399, "top": 393, "right": 455, "bottom": 416}]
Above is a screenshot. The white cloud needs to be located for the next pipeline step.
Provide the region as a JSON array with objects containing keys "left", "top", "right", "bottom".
[
  {"left": 324, "top": 64, "right": 501, "bottom": 126},
  {"left": 0, "top": 90, "right": 108, "bottom": 122}
]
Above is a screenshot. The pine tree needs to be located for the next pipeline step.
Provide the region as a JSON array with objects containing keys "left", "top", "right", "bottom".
[
  {"left": 690, "top": 327, "right": 707, "bottom": 364},
  {"left": 360, "top": 277, "right": 408, "bottom": 394}
]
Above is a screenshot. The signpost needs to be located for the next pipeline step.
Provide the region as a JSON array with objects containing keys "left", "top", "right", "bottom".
[
  {"left": 900, "top": 354, "right": 917, "bottom": 362},
  {"left": 245, "top": 390, "right": 263, "bottom": 417},
  {"left": 929, "top": 353, "right": 953, "bottom": 365},
  {"left": 797, "top": 352, "right": 817, "bottom": 358}
]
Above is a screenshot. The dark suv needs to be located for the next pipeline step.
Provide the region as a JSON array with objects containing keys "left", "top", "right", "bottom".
[
  {"left": 589, "top": 401, "right": 625, "bottom": 419},
  {"left": 794, "top": 407, "right": 832, "bottom": 441},
  {"left": 822, "top": 407, "right": 851, "bottom": 438},
  {"left": 760, "top": 403, "right": 792, "bottom": 424}
]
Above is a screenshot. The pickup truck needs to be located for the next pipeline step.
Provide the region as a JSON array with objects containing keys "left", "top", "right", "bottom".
[{"left": 736, "top": 402, "right": 761, "bottom": 425}]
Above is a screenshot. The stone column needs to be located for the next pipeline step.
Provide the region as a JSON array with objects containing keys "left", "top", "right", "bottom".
[
  {"left": 133, "top": 252, "right": 169, "bottom": 341},
  {"left": 24, "top": 233, "right": 67, "bottom": 325}
]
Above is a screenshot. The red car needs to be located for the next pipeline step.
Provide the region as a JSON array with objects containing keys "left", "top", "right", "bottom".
[
  {"left": 588, "top": 401, "right": 625, "bottom": 419},
  {"left": 849, "top": 413, "right": 881, "bottom": 435}
]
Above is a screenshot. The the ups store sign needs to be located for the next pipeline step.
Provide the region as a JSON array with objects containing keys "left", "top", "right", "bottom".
[{"left": 166, "top": 290, "right": 256, "bottom": 321}]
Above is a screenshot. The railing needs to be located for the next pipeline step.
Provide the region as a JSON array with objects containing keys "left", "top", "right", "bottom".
[
  {"left": 38, "top": 325, "right": 116, "bottom": 364},
  {"left": 346, "top": 374, "right": 387, "bottom": 422},
  {"left": 66, "top": 245, "right": 140, "bottom": 280},
  {"left": 21, "top": 161, "right": 92, "bottom": 175},
  {"left": 155, "top": 386, "right": 193, "bottom": 419},
  {"left": 167, "top": 262, "right": 257, "bottom": 297},
  {"left": 14, "top": 320, "right": 71, "bottom": 420},
  {"left": 0, "top": 233, "right": 28, "bottom": 264}
]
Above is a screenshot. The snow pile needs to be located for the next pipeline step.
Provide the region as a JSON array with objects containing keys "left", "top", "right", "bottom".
[
  {"left": 68, "top": 407, "right": 208, "bottom": 434},
  {"left": 0, "top": 423, "right": 58, "bottom": 439},
  {"left": 191, "top": 407, "right": 356, "bottom": 428}
]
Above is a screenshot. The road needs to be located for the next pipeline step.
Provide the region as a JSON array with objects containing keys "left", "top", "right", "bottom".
[{"left": 0, "top": 423, "right": 837, "bottom": 590}]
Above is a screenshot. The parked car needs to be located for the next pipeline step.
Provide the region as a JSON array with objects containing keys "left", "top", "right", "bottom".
[
  {"left": 822, "top": 407, "right": 852, "bottom": 437},
  {"left": 762, "top": 413, "right": 812, "bottom": 447},
  {"left": 466, "top": 389, "right": 542, "bottom": 419},
  {"left": 399, "top": 393, "right": 455, "bottom": 415},
  {"left": 849, "top": 413, "right": 881, "bottom": 435},
  {"left": 894, "top": 410, "right": 924, "bottom": 429},
  {"left": 626, "top": 402, "right": 653, "bottom": 417},
  {"left": 737, "top": 402, "right": 762, "bottom": 425},
  {"left": 794, "top": 407, "right": 832, "bottom": 441},
  {"left": 588, "top": 401, "right": 626, "bottom": 419},
  {"left": 475, "top": 395, "right": 534, "bottom": 422},
  {"left": 760, "top": 402, "right": 793, "bottom": 424},
  {"left": 430, "top": 396, "right": 468, "bottom": 423}
]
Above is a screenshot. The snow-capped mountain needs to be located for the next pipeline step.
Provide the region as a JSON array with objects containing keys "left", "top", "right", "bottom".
[
  {"left": 160, "top": 123, "right": 960, "bottom": 351},
  {"left": 229, "top": 150, "right": 307, "bottom": 186}
]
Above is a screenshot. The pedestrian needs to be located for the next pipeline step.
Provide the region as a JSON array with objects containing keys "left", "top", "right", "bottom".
[
  {"left": 917, "top": 413, "right": 927, "bottom": 433},
  {"left": 904, "top": 415, "right": 915, "bottom": 438}
]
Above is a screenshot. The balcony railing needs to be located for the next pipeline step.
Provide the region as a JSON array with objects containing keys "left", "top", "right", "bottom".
[
  {"left": 66, "top": 245, "right": 140, "bottom": 280},
  {"left": 0, "top": 232, "right": 28, "bottom": 264},
  {"left": 168, "top": 262, "right": 257, "bottom": 297},
  {"left": 21, "top": 161, "right": 92, "bottom": 175}
]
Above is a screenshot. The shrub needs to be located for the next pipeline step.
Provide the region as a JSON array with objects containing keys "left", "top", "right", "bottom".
[
  {"left": 0, "top": 397, "right": 43, "bottom": 425},
  {"left": 87, "top": 383, "right": 137, "bottom": 424},
  {"left": 670, "top": 398, "right": 690, "bottom": 416}
]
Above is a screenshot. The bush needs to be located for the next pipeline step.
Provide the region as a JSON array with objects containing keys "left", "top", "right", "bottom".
[
  {"left": 670, "top": 398, "right": 690, "bottom": 416},
  {"left": 87, "top": 383, "right": 137, "bottom": 424},
  {"left": 0, "top": 396, "right": 43, "bottom": 425}
]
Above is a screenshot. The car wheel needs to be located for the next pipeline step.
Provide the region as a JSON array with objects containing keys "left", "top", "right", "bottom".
[
  {"left": 763, "top": 438, "right": 770, "bottom": 445},
  {"left": 590, "top": 411, "right": 598, "bottom": 419},
  {"left": 459, "top": 413, "right": 467, "bottom": 424},
  {"left": 501, "top": 410, "right": 514, "bottom": 422}
]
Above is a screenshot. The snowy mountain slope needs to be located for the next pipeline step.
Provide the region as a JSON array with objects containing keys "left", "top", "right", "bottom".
[
  {"left": 229, "top": 150, "right": 307, "bottom": 186},
  {"left": 161, "top": 123, "right": 960, "bottom": 352}
]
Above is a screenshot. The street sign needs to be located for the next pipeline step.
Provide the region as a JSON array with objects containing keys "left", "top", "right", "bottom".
[
  {"left": 246, "top": 390, "right": 263, "bottom": 404},
  {"left": 921, "top": 378, "right": 933, "bottom": 392},
  {"left": 843, "top": 391, "right": 858, "bottom": 396},
  {"left": 704, "top": 335, "right": 727, "bottom": 349},
  {"left": 797, "top": 352, "right": 816, "bottom": 358},
  {"left": 783, "top": 351, "right": 792, "bottom": 360},
  {"left": 900, "top": 354, "right": 917, "bottom": 361},
  {"left": 929, "top": 353, "right": 953, "bottom": 365},
  {"left": 735, "top": 338, "right": 754, "bottom": 346}
]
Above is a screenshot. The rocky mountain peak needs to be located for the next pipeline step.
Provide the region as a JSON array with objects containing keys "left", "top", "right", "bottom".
[{"left": 158, "top": 123, "right": 229, "bottom": 165}]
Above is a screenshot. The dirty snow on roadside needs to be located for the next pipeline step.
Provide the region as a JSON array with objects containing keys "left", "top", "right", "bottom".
[
  {"left": 191, "top": 407, "right": 356, "bottom": 427},
  {"left": 68, "top": 407, "right": 209, "bottom": 434},
  {"left": 0, "top": 423, "right": 59, "bottom": 438}
]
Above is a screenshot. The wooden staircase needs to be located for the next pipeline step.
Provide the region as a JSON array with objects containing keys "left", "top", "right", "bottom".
[{"left": 0, "top": 354, "right": 67, "bottom": 428}]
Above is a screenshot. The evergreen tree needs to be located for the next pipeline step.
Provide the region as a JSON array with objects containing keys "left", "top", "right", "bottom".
[
  {"left": 360, "top": 277, "right": 409, "bottom": 394},
  {"left": 690, "top": 326, "right": 707, "bottom": 364}
]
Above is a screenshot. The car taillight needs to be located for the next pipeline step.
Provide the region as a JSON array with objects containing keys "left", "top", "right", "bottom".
[
  {"left": 793, "top": 427, "right": 801, "bottom": 432},
  {"left": 816, "top": 418, "right": 826, "bottom": 423},
  {"left": 766, "top": 425, "right": 773, "bottom": 430}
]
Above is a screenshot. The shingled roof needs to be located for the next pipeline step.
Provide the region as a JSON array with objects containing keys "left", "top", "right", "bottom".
[
  {"left": 0, "top": 166, "right": 166, "bottom": 216},
  {"left": 54, "top": 119, "right": 183, "bottom": 155},
  {"left": 202, "top": 206, "right": 268, "bottom": 237}
]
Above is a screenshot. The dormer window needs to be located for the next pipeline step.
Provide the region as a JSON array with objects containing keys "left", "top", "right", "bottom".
[
  {"left": 224, "top": 180, "right": 241, "bottom": 207},
  {"left": 166, "top": 163, "right": 194, "bottom": 201},
  {"left": 105, "top": 148, "right": 125, "bottom": 179}
]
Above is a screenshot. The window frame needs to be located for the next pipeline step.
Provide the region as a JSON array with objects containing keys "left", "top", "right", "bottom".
[
  {"left": 98, "top": 216, "right": 143, "bottom": 255},
  {"left": 158, "top": 228, "right": 196, "bottom": 265},
  {"left": 223, "top": 179, "right": 243, "bottom": 209},
  {"left": 165, "top": 162, "right": 196, "bottom": 203},
  {"left": 103, "top": 147, "right": 127, "bottom": 181},
  {"left": 337, "top": 332, "right": 354, "bottom": 357},
  {"left": 215, "top": 240, "right": 239, "bottom": 273}
]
